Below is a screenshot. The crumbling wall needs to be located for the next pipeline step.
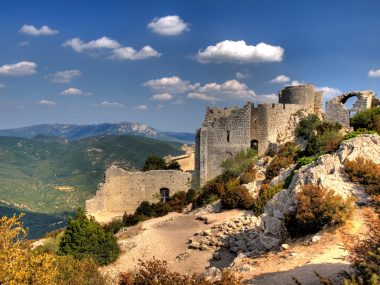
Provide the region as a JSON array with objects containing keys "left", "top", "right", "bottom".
[
  {"left": 326, "top": 90, "right": 374, "bottom": 128},
  {"left": 86, "top": 166, "right": 191, "bottom": 222}
]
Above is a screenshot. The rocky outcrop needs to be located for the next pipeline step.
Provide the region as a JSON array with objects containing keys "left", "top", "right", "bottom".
[
  {"left": 188, "top": 135, "right": 380, "bottom": 257},
  {"left": 258, "top": 134, "right": 380, "bottom": 252}
]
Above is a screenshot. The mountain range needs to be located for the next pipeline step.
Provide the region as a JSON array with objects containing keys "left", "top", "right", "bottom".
[{"left": 0, "top": 122, "right": 195, "bottom": 143}]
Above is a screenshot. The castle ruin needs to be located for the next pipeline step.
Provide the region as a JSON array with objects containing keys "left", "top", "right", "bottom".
[
  {"left": 194, "top": 84, "right": 323, "bottom": 187},
  {"left": 86, "top": 166, "right": 191, "bottom": 223},
  {"left": 325, "top": 90, "right": 375, "bottom": 128}
]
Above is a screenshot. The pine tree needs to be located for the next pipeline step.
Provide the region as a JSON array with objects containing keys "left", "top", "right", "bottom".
[{"left": 58, "top": 208, "right": 119, "bottom": 265}]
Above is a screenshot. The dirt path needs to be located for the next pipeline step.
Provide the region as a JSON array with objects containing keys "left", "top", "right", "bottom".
[
  {"left": 101, "top": 209, "right": 247, "bottom": 284},
  {"left": 235, "top": 207, "right": 372, "bottom": 285}
]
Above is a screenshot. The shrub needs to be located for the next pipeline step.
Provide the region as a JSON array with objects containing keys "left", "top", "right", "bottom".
[
  {"left": 142, "top": 155, "right": 167, "bottom": 171},
  {"left": 55, "top": 255, "right": 106, "bottom": 285},
  {"left": 167, "top": 191, "right": 187, "bottom": 212},
  {"left": 351, "top": 107, "right": 380, "bottom": 132},
  {"left": 240, "top": 164, "right": 257, "bottom": 185},
  {"left": 123, "top": 213, "right": 145, "bottom": 227},
  {"left": 296, "top": 156, "right": 317, "bottom": 166},
  {"left": 251, "top": 183, "right": 283, "bottom": 215},
  {"left": 118, "top": 258, "right": 242, "bottom": 285},
  {"left": 221, "top": 185, "right": 254, "bottom": 210},
  {"left": 103, "top": 219, "right": 125, "bottom": 234},
  {"left": 285, "top": 185, "right": 355, "bottom": 237},
  {"left": 265, "top": 142, "right": 300, "bottom": 181},
  {"left": 296, "top": 114, "right": 322, "bottom": 140},
  {"left": 185, "top": 188, "right": 197, "bottom": 204},
  {"left": 304, "top": 129, "right": 343, "bottom": 156},
  {"left": 58, "top": 208, "right": 120, "bottom": 265},
  {"left": 166, "top": 161, "right": 181, "bottom": 170},
  {"left": 193, "top": 181, "right": 226, "bottom": 208},
  {"left": 221, "top": 148, "right": 257, "bottom": 176},
  {"left": 344, "top": 156, "right": 380, "bottom": 195}
]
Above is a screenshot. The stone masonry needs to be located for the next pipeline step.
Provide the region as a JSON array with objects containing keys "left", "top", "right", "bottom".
[
  {"left": 86, "top": 165, "right": 191, "bottom": 223},
  {"left": 325, "top": 90, "right": 374, "bottom": 129},
  {"left": 195, "top": 84, "right": 323, "bottom": 187}
]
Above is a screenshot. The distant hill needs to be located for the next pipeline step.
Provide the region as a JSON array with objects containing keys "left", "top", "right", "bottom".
[
  {"left": 0, "top": 122, "right": 195, "bottom": 143},
  {"left": 0, "top": 135, "right": 183, "bottom": 217}
]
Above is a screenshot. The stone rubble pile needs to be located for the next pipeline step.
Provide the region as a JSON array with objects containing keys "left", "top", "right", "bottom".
[{"left": 188, "top": 215, "right": 262, "bottom": 254}]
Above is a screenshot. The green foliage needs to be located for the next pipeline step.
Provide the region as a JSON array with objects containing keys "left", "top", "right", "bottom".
[
  {"left": 58, "top": 208, "right": 120, "bottom": 265},
  {"left": 304, "top": 122, "right": 343, "bottom": 156},
  {"left": 296, "top": 156, "right": 317, "bottom": 166},
  {"left": 351, "top": 107, "right": 380, "bottom": 133},
  {"left": 142, "top": 155, "right": 167, "bottom": 171},
  {"left": 344, "top": 157, "right": 380, "bottom": 195},
  {"left": 285, "top": 185, "right": 355, "bottom": 238},
  {"left": 221, "top": 148, "right": 257, "bottom": 176},
  {"left": 221, "top": 185, "right": 254, "bottom": 210},
  {"left": 343, "top": 128, "right": 378, "bottom": 140},
  {"left": 266, "top": 142, "right": 300, "bottom": 181},
  {"left": 296, "top": 114, "right": 323, "bottom": 140},
  {"left": 251, "top": 183, "right": 283, "bottom": 215},
  {"left": 135, "top": 201, "right": 169, "bottom": 218}
]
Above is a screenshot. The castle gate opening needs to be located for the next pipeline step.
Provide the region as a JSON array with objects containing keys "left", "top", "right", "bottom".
[
  {"left": 250, "top": 140, "right": 258, "bottom": 152},
  {"left": 160, "top": 188, "right": 170, "bottom": 203}
]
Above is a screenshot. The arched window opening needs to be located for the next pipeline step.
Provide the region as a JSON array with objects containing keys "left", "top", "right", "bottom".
[{"left": 160, "top": 188, "right": 170, "bottom": 203}]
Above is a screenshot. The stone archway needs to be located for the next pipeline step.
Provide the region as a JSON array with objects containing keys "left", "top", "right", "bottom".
[
  {"left": 325, "top": 90, "right": 374, "bottom": 129},
  {"left": 160, "top": 188, "right": 170, "bottom": 203}
]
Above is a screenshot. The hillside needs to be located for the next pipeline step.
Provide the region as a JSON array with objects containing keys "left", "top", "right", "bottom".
[
  {"left": 0, "top": 134, "right": 183, "bottom": 215},
  {"left": 0, "top": 122, "right": 195, "bottom": 143}
]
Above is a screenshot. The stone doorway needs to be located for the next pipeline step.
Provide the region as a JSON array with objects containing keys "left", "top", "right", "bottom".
[
  {"left": 160, "top": 188, "right": 170, "bottom": 203},
  {"left": 251, "top": 140, "right": 258, "bottom": 152}
]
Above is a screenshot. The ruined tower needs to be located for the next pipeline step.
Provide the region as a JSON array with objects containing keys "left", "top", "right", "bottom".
[{"left": 194, "top": 84, "right": 322, "bottom": 187}]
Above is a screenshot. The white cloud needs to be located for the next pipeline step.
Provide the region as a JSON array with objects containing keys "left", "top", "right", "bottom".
[
  {"left": 38, "top": 99, "right": 57, "bottom": 106},
  {"left": 60, "top": 87, "right": 90, "bottom": 96},
  {"left": 101, "top": 101, "right": 124, "bottom": 108},
  {"left": 316, "top": 86, "right": 342, "bottom": 100},
  {"left": 148, "top": 15, "right": 189, "bottom": 36},
  {"left": 0, "top": 61, "right": 37, "bottom": 76},
  {"left": 111, "top": 46, "right": 161, "bottom": 60},
  {"left": 19, "top": 24, "right": 59, "bottom": 36},
  {"left": 63, "top": 36, "right": 121, "bottom": 52},
  {"left": 150, "top": 93, "right": 173, "bottom": 101},
  {"left": 187, "top": 92, "right": 219, "bottom": 102},
  {"left": 143, "top": 76, "right": 197, "bottom": 93},
  {"left": 45, "top": 70, "right": 81, "bottom": 83},
  {"left": 155, "top": 104, "right": 164, "bottom": 110},
  {"left": 0, "top": 83, "right": 5, "bottom": 90},
  {"left": 290, "top": 80, "right": 303, "bottom": 86},
  {"left": 133, "top": 104, "right": 148, "bottom": 111},
  {"left": 196, "top": 40, "right": 284, "bottom": 63},
  {"left": 270, "top": 74, "right": 290, "bottom": 83},
  {"left": 368, "top": 69, "right": 380, "bottom": 78},
  {"left": 18, "top": 41, "right": 30, "bottom": 47},
  {"left": 235, "top": 71, "right": 250, "bottom": 79}
]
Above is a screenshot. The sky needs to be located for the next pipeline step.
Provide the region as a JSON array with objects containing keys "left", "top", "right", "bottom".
[{"left": 0, "top": 0, "right": 379, "bottom": 132}]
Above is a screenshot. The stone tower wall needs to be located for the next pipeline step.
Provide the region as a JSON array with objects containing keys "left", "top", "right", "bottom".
[{"left": 279, "top": 84, "right": 317, "bottom": 109}]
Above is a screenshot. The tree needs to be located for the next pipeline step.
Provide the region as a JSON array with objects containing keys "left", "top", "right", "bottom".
[
  {"left": 142, "top": 155, "right": 167, "bottom": 171},
  {"left": 166, "top": 160, "right": 181, "bottom": 170},
  {"left": 58, "top": 208, "right": 119, "bottom": 265}
]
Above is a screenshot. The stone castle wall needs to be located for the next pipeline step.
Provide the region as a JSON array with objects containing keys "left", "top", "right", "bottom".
[
  {"left": 195, "top": 84, "right": 322, "bottom": 186},
  {"left": 86, "top": 166, "right": 191, "bottom": 223}
]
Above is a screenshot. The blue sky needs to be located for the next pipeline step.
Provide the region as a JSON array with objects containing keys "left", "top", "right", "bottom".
[{"left": 0, "top": 0, "right": 379, "bottom": 132}]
